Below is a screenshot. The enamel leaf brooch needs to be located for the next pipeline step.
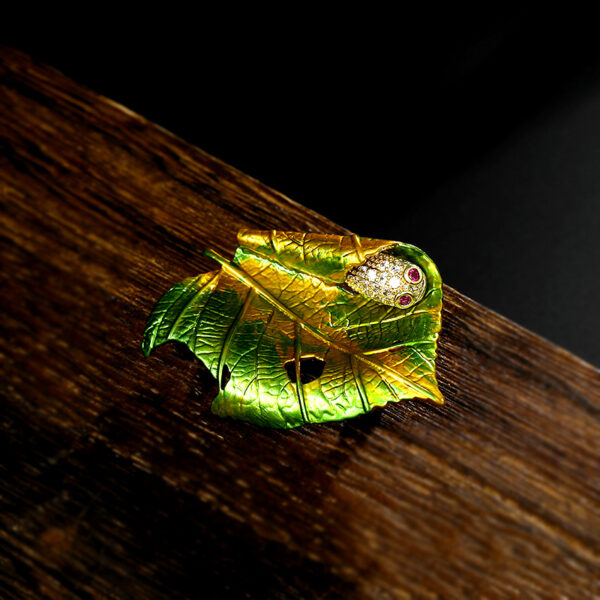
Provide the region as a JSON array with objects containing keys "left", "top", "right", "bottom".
[{"left": 142, "top": 230, "right": 444, "bottom": 428}]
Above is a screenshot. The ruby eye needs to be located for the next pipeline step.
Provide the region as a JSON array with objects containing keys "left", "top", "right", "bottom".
[
  {"left": 406, "top": 267, "right": 421, "bottom": 283},
  {"left": 397, "top": 294, "right": 413, "bottom": 307}
]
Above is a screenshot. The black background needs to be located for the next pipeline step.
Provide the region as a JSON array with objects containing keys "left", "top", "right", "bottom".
[{"left": 3, "top": 7, "right": 600, "bottom": 365}]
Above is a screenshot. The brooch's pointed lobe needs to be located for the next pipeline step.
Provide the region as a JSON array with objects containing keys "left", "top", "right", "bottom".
[{"left": 143, "top": 230, "right": 444, "bottom": 428}]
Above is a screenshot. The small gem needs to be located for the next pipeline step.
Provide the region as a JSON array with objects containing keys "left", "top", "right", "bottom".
[
  {"left": 389, "top": 276, "right": 400, "bottom": 288},
  {"left": 367, "top": 269, "right": 377, "bottom": 281},
  {"left": 407, "top": 268, "right": 421, "bottom": 282},
  {"left": 397, "top": 294, "right": 412, "bottom": 306}
]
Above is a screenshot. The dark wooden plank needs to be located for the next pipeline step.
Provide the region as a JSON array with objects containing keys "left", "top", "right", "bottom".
[{"left": 1, "top": 45, "right": 599, "bottom": 599}]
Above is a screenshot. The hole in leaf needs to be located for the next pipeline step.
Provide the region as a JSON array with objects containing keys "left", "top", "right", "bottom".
[
  {"left": 172, "top": 342, "right": 196, "bottom": 361},
  {"left": 285, "top": 357, "right": 325, "bottom": 384},
  {"left": 220, "top": 364, "right": 231, "bottom": 390}
]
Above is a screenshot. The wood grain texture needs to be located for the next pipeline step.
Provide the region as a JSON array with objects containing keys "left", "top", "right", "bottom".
[{"left": 1, "top": 45, "right": 599, "bottom": 599}]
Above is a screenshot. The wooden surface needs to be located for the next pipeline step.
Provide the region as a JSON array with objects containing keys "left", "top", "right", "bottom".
[{"left": 1, "top": 45, "right": 600, "bottom": 599}]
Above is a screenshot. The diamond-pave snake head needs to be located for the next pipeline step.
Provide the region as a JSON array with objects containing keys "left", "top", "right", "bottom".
[{"left": 345, "top": 252, "right": 426, "bottom": 308}]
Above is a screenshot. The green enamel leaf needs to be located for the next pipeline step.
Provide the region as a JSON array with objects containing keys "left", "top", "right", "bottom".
[{"left": 143, "top": 230, "right": 444, "bottom": 428}]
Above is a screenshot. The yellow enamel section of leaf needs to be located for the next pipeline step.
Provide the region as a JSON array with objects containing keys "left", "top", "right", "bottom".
[{"left": 236, "top": 229, "right": 395, "bottom": 284}]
